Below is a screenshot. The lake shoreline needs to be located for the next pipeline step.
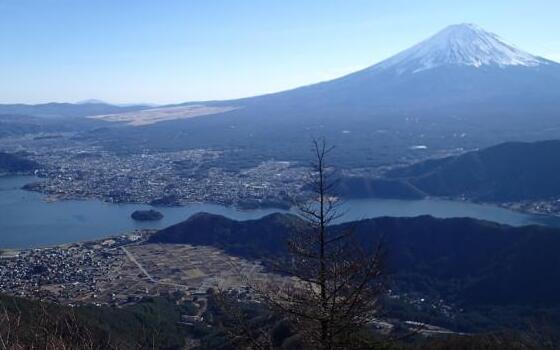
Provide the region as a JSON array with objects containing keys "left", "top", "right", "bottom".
[
  {"left": 15, "top": 175, "right": 560, "bottom": 220},
  {"left": 3, "top": 175, "right": 560, "bottom": 249}
]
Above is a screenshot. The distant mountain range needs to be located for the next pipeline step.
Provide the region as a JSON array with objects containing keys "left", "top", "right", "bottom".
[
  {"left": 0, "top": 101, "right": 150, "bottom": 119},
  {"left": 340, "top": 139, "right": 560, "bottom": 202}
]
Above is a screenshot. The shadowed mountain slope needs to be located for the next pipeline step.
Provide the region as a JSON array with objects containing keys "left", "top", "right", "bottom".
[
  {"left": 342, "top": 140, "right": 560, "bottom": 201},
  {"left": 149, "top": 212, "right": 560, "bottom": 308}
]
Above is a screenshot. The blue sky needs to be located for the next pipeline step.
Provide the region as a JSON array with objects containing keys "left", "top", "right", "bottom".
[{"left": 1, "top": 0, "right": 559, "bottom": 104}]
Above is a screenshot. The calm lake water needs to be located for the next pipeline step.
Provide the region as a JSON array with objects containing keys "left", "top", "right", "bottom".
[{"left": 2, "top": 175, "right": 560, "bottom": 249}]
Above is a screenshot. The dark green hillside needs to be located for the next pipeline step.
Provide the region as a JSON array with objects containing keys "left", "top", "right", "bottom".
[
  {"left": 348, "top": 216, "right": 560, "bottom": 307},
  {"left": 0, "top": 152, "right": 39, "bottom": 173},
  {"left": 347, "top": 140, "right": 560, "bottom": 201},
  {"left": 5, "top": 292, "right": 552, "bottom": 349},
  {"left": 151, "top": 213, "right": 560, "bottom": 307},
  {"left": 0, "top": 294, "right": 193, "bottom": 349},
  {"left": 150, "top": 213, "right": 560, "bottom": 332},
  {"left": 150, "top": 212, "right": 303, "bottom": 259}
]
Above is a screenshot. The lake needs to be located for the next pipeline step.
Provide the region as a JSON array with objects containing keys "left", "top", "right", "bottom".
[{"left": 2, "top": 175, "right": 560, "bottom": 249}]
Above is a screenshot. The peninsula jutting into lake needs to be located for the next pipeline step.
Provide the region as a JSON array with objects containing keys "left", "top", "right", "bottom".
[{"left": 3, "top": 175, "right": 560, "bottom": 249}]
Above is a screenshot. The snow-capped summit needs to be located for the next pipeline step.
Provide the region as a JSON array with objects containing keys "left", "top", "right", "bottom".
[
  {"left": 374, "top": 23, "right": 547, "bottom": 74},
  {"left": 159, "top": 22, "right": 560, "bottom": 134}
]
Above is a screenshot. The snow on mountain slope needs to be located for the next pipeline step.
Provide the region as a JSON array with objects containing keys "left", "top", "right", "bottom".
[
  {"left": 373, "top": 23, "right": 548, "bottom": 74},
  {"left": 114, "top": 23, "right": 560, "bottom": 128}
]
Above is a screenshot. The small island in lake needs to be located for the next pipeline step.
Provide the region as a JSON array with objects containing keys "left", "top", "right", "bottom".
[{"left": 130, "top": 209, "right": 164, "bottom": 221}]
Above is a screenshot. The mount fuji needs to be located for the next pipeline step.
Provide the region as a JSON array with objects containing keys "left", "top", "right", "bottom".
[
  {"left": 372, "top": 23, "right": 547, "bottom": 73},
  {"left": 92, "top": 24, "right": 560, "bottom": 166},
  {"left": 213, "top": 23, "right": 560, "bottom": 121}
]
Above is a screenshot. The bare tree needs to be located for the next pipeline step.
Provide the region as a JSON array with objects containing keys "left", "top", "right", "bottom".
[
  {"left": 211, "top": 288, "right": 276, "bottom": 350},
  {"left": 251, "top": 139, "right": 384, "bottom": 350},
  {"left": 0, "top": 300, "right": 104, "bottom": 350}
]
